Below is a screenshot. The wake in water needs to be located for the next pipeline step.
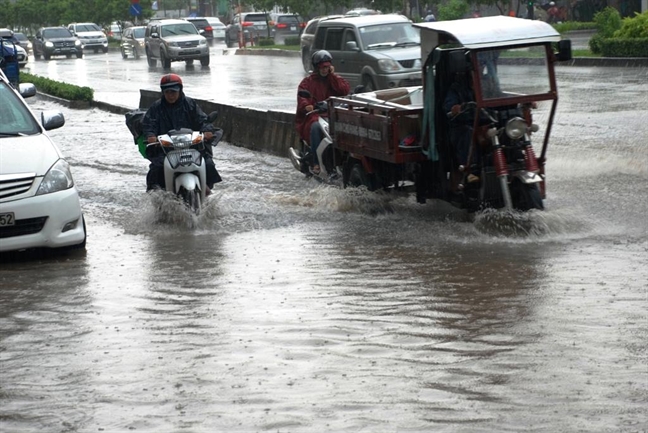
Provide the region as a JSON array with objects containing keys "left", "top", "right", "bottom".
[{"left": 472, "top": 207, "right": 596, "bottom": 240}]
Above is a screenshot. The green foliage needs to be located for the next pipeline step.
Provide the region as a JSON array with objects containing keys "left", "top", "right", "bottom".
[
  {"left": 593, "top": 6, "right": 622, "bottom": 38},
  {"left": 553, "top": 21, "right": 597, "bottom": 33},
  {"left": 437, "top": 0, "right": 470, "bottom": 22},
  {"left": 614, "top": 11, "right": 648, "bottom": 38},
  {"left": 258, "top": 37, "right": 275, "bottom": 46},
  {"left": 20, "top": 72, "right": 94, "bottom": 102},
  {"left": 599, "top": 37, "right": 648, "bottom": 57},
  {"left": 283, "top": 36, "right": 300, "bottom": 46}
]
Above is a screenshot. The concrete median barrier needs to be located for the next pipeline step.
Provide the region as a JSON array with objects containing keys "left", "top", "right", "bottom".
[{"left": 139, "top": 89, "right": 301, "bottom": 157}]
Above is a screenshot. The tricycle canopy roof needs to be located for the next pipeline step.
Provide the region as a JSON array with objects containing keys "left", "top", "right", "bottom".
[{"left": 414, "top": 16, "right": 560, "bottom": 50}]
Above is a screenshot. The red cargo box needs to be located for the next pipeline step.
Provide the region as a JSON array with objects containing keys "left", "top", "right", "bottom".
[{"left": 329, "top": 97, "right": 427, "bottom": 165}]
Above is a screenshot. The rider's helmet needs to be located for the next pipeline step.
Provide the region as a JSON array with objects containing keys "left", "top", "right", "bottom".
[
  {"left": 311, "top": 50, "right": 333, "bottom": 70},
  {"left": 160, "top": 73, "right": 183, "bottom": 92}
]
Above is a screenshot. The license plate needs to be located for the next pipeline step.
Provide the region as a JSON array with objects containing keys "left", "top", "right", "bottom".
[
  {"left": 290, "top": 26, "right": 296, "bottom": 31},
  {"left": 0, "top": 212, "right": 15, "bottom": 227}
]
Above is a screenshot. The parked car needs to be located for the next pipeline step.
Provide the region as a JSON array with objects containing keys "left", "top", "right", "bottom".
[
  {"left": 225, "top": 12, "right": 271, "bottom": 48},
  {"left": 107, "top": 23, "right": 123, "bottom": 41},
  {"left": 205, "top": 17, "right": 226, "bottom": 40},
  {"left": 67, "top": 22, "right": 108, "bottom": 53},
  {"left": 309, "top": 14, "right": 421, "bottom": 91},
  {"left": 120, "top": 26, "right": 145, "bottom": 59},
  {"left": 270, "top": 13, "right": 305, "bottom": 43},
  {"left": 33, "top": 27, "right": 83, "bottom": 60},
  {"left": 300, "top": 15, "right": 343, "bottom": 72},
  {"left": 145, "top": 18, "right": 210, "bottom": 68},
  {"left": 13, "top": 32, "right": 32, "bottom": 55},
  {"left": 1, "top": 28, "right": 28, "bottom": 68},
  {"left": 0, "top": 71, "right": 87, "bottom": 253},
  {"left": 2, "top": 40, "right": 28, "bottom": 67},
  {"left": 183, "top": 17, "right": 214, "bottom": 44}
]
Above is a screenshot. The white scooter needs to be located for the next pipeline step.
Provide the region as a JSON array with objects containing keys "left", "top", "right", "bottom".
[
  {"left": 149, "top": 112, "right": 222, "bottom": 214},
  {"left": 288, "top": 91, "right": 339, "bottom": 182}
]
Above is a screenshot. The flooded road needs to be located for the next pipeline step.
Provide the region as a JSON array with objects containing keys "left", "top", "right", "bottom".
[{"left": 1, "top": 63, "right": 647, "bottom": 432}]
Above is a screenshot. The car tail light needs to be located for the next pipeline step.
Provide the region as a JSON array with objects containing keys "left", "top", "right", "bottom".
[
  {"left": 242, "top": 21, "right": 254, "bottom": 27},
  {"left": 205, "top": 26, "right": 213, "bottom": 32},
  {"left": 276, "top": 23, "right": 287, "bottom": 29},
  {"left": 299, "top": 22, "right": 306, "bottom": 28}
]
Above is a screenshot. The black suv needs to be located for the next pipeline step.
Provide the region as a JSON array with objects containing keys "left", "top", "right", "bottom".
[
  {"left": 184, "top": 17, "right": 214, "bottom": 45},
  {"left": 33, "top": 27, "right": 83, "bottom": 60}
]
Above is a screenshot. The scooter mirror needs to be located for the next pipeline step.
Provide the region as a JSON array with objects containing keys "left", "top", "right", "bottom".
[{"left": 352, "top": 84, "right": 366, "bottom": 94}]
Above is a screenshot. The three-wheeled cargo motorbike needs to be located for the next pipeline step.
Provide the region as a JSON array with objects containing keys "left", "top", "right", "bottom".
[{"left": 302, "top": 16, "right": 572, "bottom": 212}]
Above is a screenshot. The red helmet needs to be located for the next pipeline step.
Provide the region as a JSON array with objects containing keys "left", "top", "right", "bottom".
[{"left": 160, "top": 73, "right": 183, "bottom": 92}]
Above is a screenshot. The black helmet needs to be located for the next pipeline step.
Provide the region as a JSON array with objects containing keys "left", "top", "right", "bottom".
[
  {"left": 311, "top": 50, "right": 333, "bottom": 70},
  {"left": 160, "top": 73, "right": 183, "bottom": 92}
]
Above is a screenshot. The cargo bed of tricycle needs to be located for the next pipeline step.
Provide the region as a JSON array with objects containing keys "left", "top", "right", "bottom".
[{"left": 329, "top": 90, "right": 427, "bottom": 165}]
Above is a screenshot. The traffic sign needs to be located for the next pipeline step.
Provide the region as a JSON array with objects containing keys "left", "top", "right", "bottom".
[{"left": 129, "top": 3, "right": 142, "bottom": 16}]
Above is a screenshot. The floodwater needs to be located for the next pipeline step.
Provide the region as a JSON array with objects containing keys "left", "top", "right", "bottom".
[{"left": 1, "top": 65, "right": 647, "bottom": 432}]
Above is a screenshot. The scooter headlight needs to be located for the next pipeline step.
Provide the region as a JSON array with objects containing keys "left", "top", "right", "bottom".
[{"left": 505, "top": 117, "right": 528, "bottom": 140}]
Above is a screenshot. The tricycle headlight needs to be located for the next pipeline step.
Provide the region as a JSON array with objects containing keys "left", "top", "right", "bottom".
[
  {"left": 505, "top": 117, "right": 527, "bottom": 140},
  {"left": 37, "top": 159, "right": 74, "bottom": 195},
  {"left": 378, "top": 59, "right": 401, "bottom": 72}
]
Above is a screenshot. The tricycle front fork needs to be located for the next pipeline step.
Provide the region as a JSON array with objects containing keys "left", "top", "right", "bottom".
[{"left": 490, "top": 135, "right": 514, "bottom": 211}]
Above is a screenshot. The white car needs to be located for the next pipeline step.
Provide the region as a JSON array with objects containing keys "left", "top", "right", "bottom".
[
  {"left": 205, "top": 17, "right": 226, "bottom": 40},
  {"left": 0, "top": 70, "right": 86, "bottom": 253},
  {"left": 68, "top": 22, "right": 109, "bottom": 53}
]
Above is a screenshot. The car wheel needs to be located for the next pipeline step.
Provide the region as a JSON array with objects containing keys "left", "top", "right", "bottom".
[
  {"left": 301, "top": 49, "right": 311, "bottom": 73},
  {"left": 34, "top": 53, "right": 41, "bottom": 60},
  {"left": 362, "top": 75, "right": 376, "bottom": 92},
  {"left": 200, "top": 56, "right": 210, "bottom": 66},
  {"left": 147, "top": 53, "right": 156, "bottom": 67},
  {"left": 76, "top": 51, "right": 83, "bottom": 59},
  {"left": 160, "top": 51, "right": 171, "bottom": 69},
  {"left": 66, "top": 54, "right": 72, "bottom": 58},
  {"left": 121, "top": 48, "right": 127, "bottom": 59},
  {"left": 134, "top": 48, "right": 140, "bottom": 60},
  {"left": 102, "top": 47, "right": 108, "bottom": 53},
  {"left": 44, "top": 53, "right": 51, "bottom": 60}
]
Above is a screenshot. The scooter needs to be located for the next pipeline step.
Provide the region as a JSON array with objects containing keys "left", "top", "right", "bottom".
[
  {"left": 288, "top": 97, "right": 339, "bottom": 183},
  {"left": 149, "top": 112, "right": 222, "bottom": 214}
]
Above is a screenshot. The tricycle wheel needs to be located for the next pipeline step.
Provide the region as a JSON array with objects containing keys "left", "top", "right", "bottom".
[
  {"left": 511, "top": 180, "right": 544, "bottom": 211},
  {"left": 345, "top": 160, "right": 376, "bottom": 191}
]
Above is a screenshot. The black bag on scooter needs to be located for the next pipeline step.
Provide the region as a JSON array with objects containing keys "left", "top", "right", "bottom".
[{"left": 125, "top": 109, "right": 148, "bottom": 158}]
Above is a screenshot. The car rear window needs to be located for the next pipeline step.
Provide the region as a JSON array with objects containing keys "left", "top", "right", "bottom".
[
  {"left": 133, "top": 28, "right": 145, "bottom": 38},
  {"left": 188, "top": 19, "right": 209, "bottom": 29},
  {"left": 244, "top": 14, "right": 268, "bottom": 22},
  {"left": 277, "top": 15, "right": 300, "bottom": 24}
]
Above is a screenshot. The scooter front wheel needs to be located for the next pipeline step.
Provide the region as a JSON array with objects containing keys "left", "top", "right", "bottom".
[{"left": 179, "top": 187, "right": 201, "bottom": 215}]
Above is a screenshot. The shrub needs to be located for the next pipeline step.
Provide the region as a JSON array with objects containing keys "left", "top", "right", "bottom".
[
  {"left": 599, "top": 37, "right": 648, "bottom": 57},
  {"left": 284, "top": 36, "right": 300, "bottom": 46},
  {"left": 19, "top": 72, "right": 94, "bottom": 101},
  {"left": 593, "top": 6, "right": 622, "bottom": 37},
  {"left": 614, "top": 11, "right": 648, "bottom": 38},
  {"left": 258, "top": 37, "right": 274, "bottom": 46},
  {"left": 437, "top": 0, "right": 470, "bottom": 21}
]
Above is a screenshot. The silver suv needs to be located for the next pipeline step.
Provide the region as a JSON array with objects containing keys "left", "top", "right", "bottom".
[
  {"left": 309, "top": 14, "right": 421, "bottom": 91},
  {"left": 145, "top": 19, "right": 210, "bottom": 68},
  {"left": 67, "top": 22, "right": 108, "bottom": 53},
  {"left": 225, "top": 12, "right": 271, "bottom": 48}
]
